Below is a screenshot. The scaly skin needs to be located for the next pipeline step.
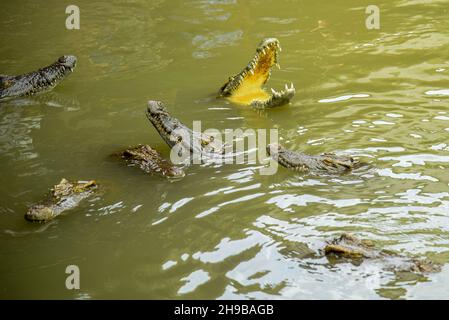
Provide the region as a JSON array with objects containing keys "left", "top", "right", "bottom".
[
  {"left": 121, "top": 144, "right": 185, "bottom": 178},
  {"left": 118, "top": 100, "right": 225, "bottom": 179},
  {"left": 146, "top": 100, "right": 226, "bottom": 160},
  {"left": 325, "top": 233, "right": 377, "bottom": 258},
  {"left": 0, "top": 55, "right": 77, "bottom": 101},
  {"left": 219, "top": 38, "right": 295, "bottom": 109},
  {"left": 267, "top": 143, "right": 358, "bottom": 174},
  {"left": 324, "top": 233, "right": 441, "bottom": 273},
  {"left": 25, "top": 178, "right": 96, "bottom": 222}
]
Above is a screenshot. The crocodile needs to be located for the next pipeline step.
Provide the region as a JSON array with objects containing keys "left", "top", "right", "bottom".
[
  {"left": 118, "top": 100, "right": 225, "bottom": 179},
  {"left": 0, "top": 55, "right": 77, "bottom": 101},
  {"left": 146, "top": 100, "right": 226, "bottom": 163},
  {"left": 267, "top": 143, "right": 360, "bottom": 174},
  {"left": 324, "top": 233, "right": 441, "bottom": 273},
  {"left": 219, "top": 38, "right": 295, "bottom": 109},
  {"left": 25, "top": 178, "right": 96, "bottom": 222},
  {"left": 120, "top": 144, "right": 185, "bottom": 178}
]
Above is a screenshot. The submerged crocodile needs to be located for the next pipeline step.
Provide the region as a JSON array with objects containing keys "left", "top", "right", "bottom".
[
  {"left": 324, "top": 233, "right": 441, "bottom": 273},
  {"left": 120, "top": 144, "right": 185, "bottom": 178},
  {"left": 25, "top": 178, "right": 96, "bottom": 222},
  {"left": 267, "top": 143, "right": 360, "bottom": 174},
  {"left": 0, "top": 55, "right": 77, "bottom": 101},
  {"left": 219, "top": 38, "right": 295, "bottom": 109}
]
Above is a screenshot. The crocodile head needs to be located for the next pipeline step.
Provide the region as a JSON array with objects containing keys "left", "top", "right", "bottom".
[
  {"left": 55, "top": 55, "right": 77, "bottom": 75},
  {"left": 219, "top": 38, "right": 295, "bottom": 109},
  {"left": 35, "top": 55, "right": 77, "bottom": 88},
  {"left": 25, "top": 178, "right": 96, "bottom": 222},
  {"left": 267, "top": 143, "right": 359, "bottom": 173},
  {"left": 146, "top": 100, "right": 180, "bottom": 148},
  {"left": 146, "top": 100, "right": 226, "bottom": 160},
  {"left": 0, "top": 55, "right": 77, "bottom": 100},
  {"left": 121, "top": 144, "right": 185, "bottom": 178},
  {"left": 324, "top": 233, "right": 442, "bottom": 274}
]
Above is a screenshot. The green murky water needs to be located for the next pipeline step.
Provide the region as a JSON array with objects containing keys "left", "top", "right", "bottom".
[{"left": 1, "top": 0, "right": 449, "bottom": 299}]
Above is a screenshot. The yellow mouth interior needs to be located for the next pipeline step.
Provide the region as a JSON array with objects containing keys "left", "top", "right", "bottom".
[{"left": 227, "top": 46, "right": 277, "bottom": 105}]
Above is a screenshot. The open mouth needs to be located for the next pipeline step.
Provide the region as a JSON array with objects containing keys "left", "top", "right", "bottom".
[{"left": 219, "top": 38, "right": 295, "bottom": 109}]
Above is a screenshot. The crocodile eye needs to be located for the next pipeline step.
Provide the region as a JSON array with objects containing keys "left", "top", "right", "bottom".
[{"left": 177, "top": 136, "right": 182, "bottom": 143}]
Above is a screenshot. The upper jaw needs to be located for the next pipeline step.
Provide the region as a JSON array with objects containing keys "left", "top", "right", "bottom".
[
  {"left": 219, "top": 38, "right": 295, "bottom": 108},
  {"left": 219, "top": 38, "right": 281, "bottom": 97},
  {"left": 146, "top": 100, "right": 177, "bottom": 145},
  {"left": 246, "top": 38, "right": 281, "bottom": 78}
]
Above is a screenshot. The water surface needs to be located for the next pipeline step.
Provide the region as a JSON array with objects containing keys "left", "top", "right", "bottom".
[{"left": 1, "top": 0, "right": 449, "bottom": 299}]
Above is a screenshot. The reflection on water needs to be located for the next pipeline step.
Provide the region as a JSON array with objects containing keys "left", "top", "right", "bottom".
[
  {"left": 426, "top": 89, "right": 449, "bottom": 96},
  {"left": 192, "top": 31, "right": 243, "bottom": 59},
  {"left": 0, "top": 107, "right": 42, "bottom": 161},
  {"left": 1, "top": 0, "right": 449, "bottom": 299}
]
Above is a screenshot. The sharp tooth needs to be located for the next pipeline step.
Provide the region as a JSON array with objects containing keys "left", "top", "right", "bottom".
[
  {"left": 279, "top": 46, "right": 282, "bottom": 52},
  {"left": 271, "top": 88, "right": 276, "bottom": 94},
  {"left": 250, "top": 69, "right": 254, "bottom": 75},
  {"left": 285, "top": 84, "right": 288, "bottom": 90},
  {"left": 276, "top": 63, "right": 280, "bottom": 69},
  {"left": 290, "top": 82, "right": 294, "bottom": 89}
]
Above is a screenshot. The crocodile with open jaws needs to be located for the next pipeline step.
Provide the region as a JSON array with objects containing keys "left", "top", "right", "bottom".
[
  {"left": 25, "top": 178, "right": 97, "bottom": 222},
  {"left": 267, "top": 143, "right": 360, "bottom": 174},
  {"left": 0, "top": 55, "right": 77, "bottom": 101},
  {"left": 145, "top": 100, "right": 226, "bottom": 160},
  {"left": 219, "top": 38, "right": 295, "bottom": 109}
]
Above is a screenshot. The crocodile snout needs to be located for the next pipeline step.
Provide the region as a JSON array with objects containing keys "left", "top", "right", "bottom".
[
  {"left": 147, "top": 100, "right": 167, "bottom": 116},
  {"left": 58, "top": 55, "right": 77, "bottom": 69},
  {"left": 266, "top": 143, "right": 282, "bottom": 156}
]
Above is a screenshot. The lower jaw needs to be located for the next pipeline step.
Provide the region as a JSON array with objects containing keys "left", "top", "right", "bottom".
[{"left": 250, "top": 87, "right": 296, "bottom": 109}]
